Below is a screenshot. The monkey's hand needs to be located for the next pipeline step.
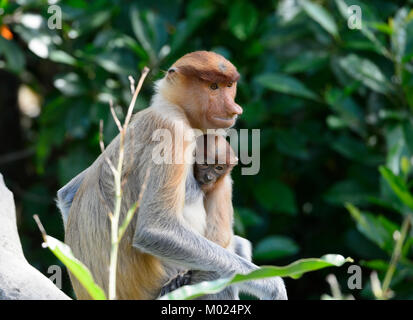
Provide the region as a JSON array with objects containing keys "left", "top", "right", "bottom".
[
  {"left": 158, "top": 270, "right": 192, "bottom": 297},
  {"left": 232, "top": 235, "right": 287, "bottom": 300}
]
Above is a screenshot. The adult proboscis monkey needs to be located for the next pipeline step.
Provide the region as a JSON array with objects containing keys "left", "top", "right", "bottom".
[{"left": 58, "top": 51, "right": 287, "bottom": 300}]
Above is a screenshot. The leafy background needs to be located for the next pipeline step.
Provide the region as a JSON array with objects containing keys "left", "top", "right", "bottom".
[{"left": 1, "top": 0, "right": 413, "bottom": 299}]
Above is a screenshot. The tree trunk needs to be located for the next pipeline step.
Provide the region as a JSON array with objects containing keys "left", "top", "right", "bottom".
[{"left": 0, "top": 172, "right": 70, "bottom": 300}]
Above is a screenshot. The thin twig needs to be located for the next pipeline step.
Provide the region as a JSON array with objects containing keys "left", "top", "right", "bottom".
[
  {"left": 128, "top": 76, "right": 135, "bottom": 95},
  {"left": 107, "top": 67, "right": 150, "bottom": 300},
  {"left": 124, "top": 67, "right": 150, "bottom": 130},
  {"left": 380, "top": 215, "right": 411, "bottom": 299},
  {"left": 109, "top": 100, "right": 123, "bottom": 133},
  {"left": 33, "top": 214, "right": 47, "bottom": 243}
]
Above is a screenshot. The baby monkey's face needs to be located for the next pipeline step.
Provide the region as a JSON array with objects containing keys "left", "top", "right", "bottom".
[{"left": 194, "top": 163, "right": 229, "bottom": 187}]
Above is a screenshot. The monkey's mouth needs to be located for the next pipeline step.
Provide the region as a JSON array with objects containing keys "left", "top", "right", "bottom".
[{"left": 213, "top": 116, "right": 237, "bottom": 126}]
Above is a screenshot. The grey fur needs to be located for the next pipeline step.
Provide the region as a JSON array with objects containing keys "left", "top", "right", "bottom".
[
  {"left": 56, "top": 170, "right": 87, "bottom": 229},
  {"left": 133, "top": 179, "right": 287, "bottom": 300}
]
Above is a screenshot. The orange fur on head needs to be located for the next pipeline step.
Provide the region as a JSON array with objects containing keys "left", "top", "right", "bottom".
[{"left": 171, "top": 51, "right": 240, "bottom": 84}]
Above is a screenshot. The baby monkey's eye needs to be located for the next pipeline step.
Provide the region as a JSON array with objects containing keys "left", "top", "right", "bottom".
[
  {"left": 215, "top": 165, "right": 224, "bottom": 171},
  {"left": 210, "top": 83, "right": 218, "bottom": 90},
  {"left": 198, "top": 164, "right": 209, "bottom": 169},
  {"left": 227, "top": 82, "right": 233, "bottom": 88}
]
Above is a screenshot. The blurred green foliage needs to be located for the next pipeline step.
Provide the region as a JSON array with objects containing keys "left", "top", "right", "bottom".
[{"left": 1, "top": 0, "right": 413, "bottom": 299}]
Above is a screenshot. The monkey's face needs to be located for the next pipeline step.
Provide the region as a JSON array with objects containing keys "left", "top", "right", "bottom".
[
  {"left": 164, "top": 51, "right": 243, "bottom": 130},
  {"left": 194, "top": 164, "right": 229, "bottom": 188},
  {"left": 202, "top": 81, "right": 243, "bottom": 129},
  {"left": 171, "top": 77, "right": 243, "bottom": 129}
]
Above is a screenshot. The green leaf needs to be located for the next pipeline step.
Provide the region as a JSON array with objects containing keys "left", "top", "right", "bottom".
[
  {"left": 228, "top": 0, "right": 258, "bottom": 40},
  {"left": 94, "top": 50, "right": 138, "bottom": 76},
  {"left": 254, "top": 180, "right": 297, "bottom": 215},
  {"left": 379, "top": 166, "right": 413, "bottom": 210},
  {"left": 256, "top": 73, "right": 319, "bottom": 101},
  {"left": 130, "top": 6, "right": 157, "bottom": 63},
  {"left": 402, "top": 121, "right": 413, "bottom": 155},
  {"left": 254, "top": 236, "right": 299, "bottom": 261},
  {"left": 324, "top": 180, "right": 374, "bottom": 206},
  {"left": 171, "top": 0, "right": 215, "bottom": 51},
  {"left": 338, "top": 54, "right": 393, "bottom": 95},
  {"left": 45, "top": 235, "right": 106, "bottom": 300},
  {"left": 330, "top": 134, "right": 382, "bottom": 166},
  {"left": 325, "top": 87, "right": 366, "bottom": 136},
  {"left": 335, "top": 0, "right": 390, "bottom": 58},
  {"left": 0, "top": 37, "right": 25, "bottom": 73},
  {"left": 283, "top": 51, "right": 328, "bottom": 74},
  {"left": 53, "top": 73, "right": 87, "bottom": 97},
  {"left": 361, "top": 259, "right": 389, "bottom": 272},
  {"left": 49, "top": 50, "right": 77, "bottom": 66},
  {"left": 299, "top": 0, "right": 338, "bottom": 38},
  {"left": 159, "top": 255, "right": 352, "bottom": 300},
  {"left": 391, "top": 8, "right": 408, "bottom": 64},
  {"left": 346, "top": 203, "right": 398, "bottom": 253}
]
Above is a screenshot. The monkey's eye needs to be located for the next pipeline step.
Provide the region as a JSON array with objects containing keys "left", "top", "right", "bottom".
[
  {"left": 215, "top": 165, "right": 224, "bottom": 171},
  {"left": 198, "top": 164, "right": 209, "bottom": 169},
  {"left": 227, "top": 82, "right": 233, "bottom": 88},
  {"left": 210, "top": 83, "right": 218, "bottom": 90}
]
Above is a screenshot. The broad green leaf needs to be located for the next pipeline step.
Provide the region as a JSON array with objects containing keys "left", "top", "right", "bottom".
[
  {"left": 130, "top": 6, "right": 157, "bottom": 63},
  {"left": 300, "top": 0, "right": 338, "bottom": 38},
  {"left": 339, "top": 54, "right": 393, "bottom": 95},
  {"left": 94, "top": 50, "right": 138, "bottom": 76},
  {"left": 402, "top": 121, "right": 413, "bottom": 155},
  {"left": 335, "top": 0, "right": 390, "bottom": 58},
  {"left": 391, "top": 8, "right": 408, "bottom": 64},
  {"left": 254, "top": 236, "right": 299, "bottom": 261},
  {"left": 0, "top": 37, "right": 25, "bottom": 72},
  {"left": 379, "top": 166, "right": 413, "bottom": 210},
  {"left": 325, "top": 87, "right": 365, "bottom": 136},
  {"left": 171, "top": 0, "right": 215, "bottom": 51},
  {"left": 283, "top": 51, "right": 328, "bottom": 74},
  {"left": 361, "top": 259, "right": 389, "bottom": 272},
  {"left": 72, "top": 10, "right": 112, "bottom": 36},
  {"left": 324, "top": 180, "right": 374, "bottom": 206},
  {"left": 159, "top": 255, "right": 352, "bottom": 300},
  {"left": 53, "top": 73, "right": 87, "bottom": 97},
  {"left": 256, "top": 73, "right": 319, "bottom": 101},
  {"left": 330, "top": 134, "right": 382, "bottom": 166},
  {"left": 228, "top": 0, "right": 258, "bottom": 40},
  {"left": 45, "top": 235, "right": 106, "bottom": 300},
  {"left": 384, "top": 124, "right": 410, "bottom": 176},
  {"left": 49, "top": 50, "right": 77, "bottom": 66},
  {"left": 346, "top": 203, "right": 398, "bottom": 253}
]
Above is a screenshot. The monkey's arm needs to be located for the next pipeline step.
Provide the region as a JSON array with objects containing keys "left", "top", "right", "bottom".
[
  {"left": 189, "top": 235, "right": 252, "bottom": 300},
  {"left": 158, "top": 236, "right": 250, "bottom": 299},
  {"left": 132, "top": 165, "right": 286, "bottom": 300}
]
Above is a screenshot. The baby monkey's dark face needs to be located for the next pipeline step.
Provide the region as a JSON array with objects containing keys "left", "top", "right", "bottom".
[
  {"left": 194, "top": 163, "right": 229, "bottom": 187},
  {"left": 194, "top": 134, "right": 237, "bottom": 193}
]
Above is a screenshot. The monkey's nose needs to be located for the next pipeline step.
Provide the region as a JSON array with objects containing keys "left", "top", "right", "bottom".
[
  {"left": 233, "top": 103, "right": 243, "bottom": 115},
  {"left": 227, "top": 102, "right": 243, "bottom": 117}
]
